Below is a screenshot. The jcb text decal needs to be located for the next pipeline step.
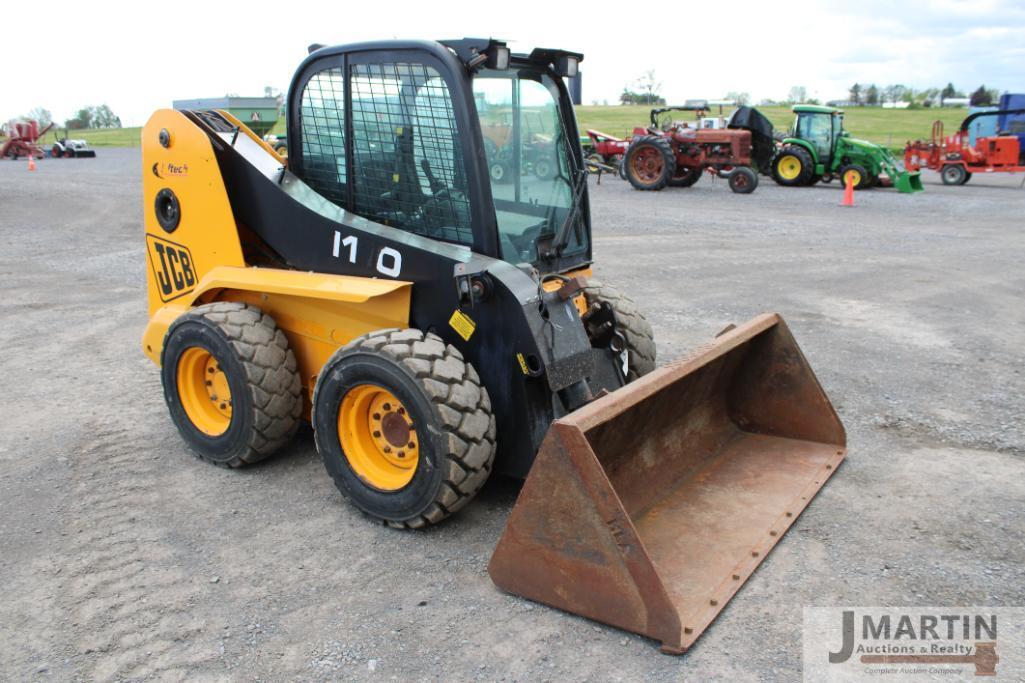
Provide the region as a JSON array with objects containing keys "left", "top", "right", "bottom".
[{"left": 146, "top": 234, "right": 197, "bottom": 302}]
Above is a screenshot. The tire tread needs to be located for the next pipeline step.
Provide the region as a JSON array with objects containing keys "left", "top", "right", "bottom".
[
  {"left": 168, "top": 302, "right": 302, "bottom": 468},
  {"left": 314, "top": 329, "right": 496, "bottom": 529},
  {"left": 581, "top": 280, "right": 657, "bottom": 380}
]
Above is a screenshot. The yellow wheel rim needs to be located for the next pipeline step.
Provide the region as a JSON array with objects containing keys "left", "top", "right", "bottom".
[
  {"left": 777, "top": 155, "right": 802, "bottom": 180},
  {"left": 176, "top": 347, "right": 232, "bottom": 436},
  {"left": 338, "top": 384, "right": 419, "bottom": 491},
  {"left": 844, "top": 169, "right": 862, "bottom": 187}
]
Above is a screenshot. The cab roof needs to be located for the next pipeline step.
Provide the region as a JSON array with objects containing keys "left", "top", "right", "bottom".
[{"left": 793, "top": 104, "right": 841, "bottom": 115}]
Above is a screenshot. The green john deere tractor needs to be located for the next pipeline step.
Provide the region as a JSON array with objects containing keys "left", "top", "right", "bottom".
[{"left": 771, "top": 105, "right": 922, "bottom": 193}]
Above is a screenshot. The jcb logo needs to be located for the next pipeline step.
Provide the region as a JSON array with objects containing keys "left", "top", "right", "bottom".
[{"left": 146, "top": 234, "right": 197, "bottom": 302}]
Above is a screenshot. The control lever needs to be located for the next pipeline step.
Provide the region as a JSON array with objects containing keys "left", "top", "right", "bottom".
[{"left": 420, "top": 158, "right": 445, "bottom": 195}]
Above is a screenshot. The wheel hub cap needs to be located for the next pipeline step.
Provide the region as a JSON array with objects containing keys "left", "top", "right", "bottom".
[
  {"left": 778, "top": 155, "right": 801, "bottom": 180},
  {"left": 339, "top": 385, "right": 419, "bottom": 491},
  {"left": 176, "top": 347, "right": 232, "bottom": 436}
]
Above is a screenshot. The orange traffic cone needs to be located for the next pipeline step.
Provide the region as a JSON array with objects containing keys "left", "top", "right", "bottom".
[
  {"left": 28, "top": 155, "right": 37, "bottom": 171},
  {"left": 841, "top": 173, "right": 854, "bottom": 206}
]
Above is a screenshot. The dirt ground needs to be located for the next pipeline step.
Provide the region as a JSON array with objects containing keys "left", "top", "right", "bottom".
[{"left": 1, "top": 149, "right": 1023, "bottom": 681}]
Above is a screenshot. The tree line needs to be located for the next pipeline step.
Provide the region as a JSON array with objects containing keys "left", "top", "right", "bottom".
[
  {"left": 843, "top": 82, "right": 1001, "bottom": 107},
  {"left": 14, "top": 105, "right": 122, "bottom": 130},
  {"left": 614, "top": 70, "right": 1004, "bottom": 110}
]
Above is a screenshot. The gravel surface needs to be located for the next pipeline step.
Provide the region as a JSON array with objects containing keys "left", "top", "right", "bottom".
[{"left": 1, "top": 149, "right": 1023, "bottom": 681}]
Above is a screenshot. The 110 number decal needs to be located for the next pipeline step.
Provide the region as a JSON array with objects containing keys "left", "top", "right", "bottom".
[{"left": 332, "top": 231, "right": 402, "bottom": 278}]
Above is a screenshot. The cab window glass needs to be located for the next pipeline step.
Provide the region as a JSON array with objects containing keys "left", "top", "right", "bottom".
[
  {"left": 349, "top": 62, "right": 473, "bottom": 246},
  {"left": 299, "top": 68, "right": 347, "bottom": 207},
  {"left": 474, "top": 72, "right": 578, "bottom": 264}
]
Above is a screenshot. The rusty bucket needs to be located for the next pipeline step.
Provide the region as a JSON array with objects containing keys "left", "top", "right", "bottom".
[{"left": 488, "top": 313, "right": 846, "bottom": 654}]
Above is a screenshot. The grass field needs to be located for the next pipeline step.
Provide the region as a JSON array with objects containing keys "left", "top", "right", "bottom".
[{"left": 47, "top": 105, "right": 965, "bottom": 151}]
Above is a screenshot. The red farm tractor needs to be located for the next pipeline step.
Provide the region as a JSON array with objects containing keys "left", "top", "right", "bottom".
[
  {"left": 1, "top": 120, "right": 53, "bottom": 160},
  {"left": 583, "top": 129, "right": 629, "bottom": 177},
  {"left": 622, "top": 104, "right": 775, "bottom": 194},
  {"left": 904, "top": 108, "right": 1025, "bottom": 185}
]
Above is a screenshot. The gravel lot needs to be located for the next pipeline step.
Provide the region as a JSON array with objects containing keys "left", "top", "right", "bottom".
[{"left": 2, "top": 148, "right": 1023, "bottom": 681}]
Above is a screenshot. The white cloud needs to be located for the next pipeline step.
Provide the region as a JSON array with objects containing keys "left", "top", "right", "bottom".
[{"left": 1, "top": 0, "right": 1021, "bottom": 127}]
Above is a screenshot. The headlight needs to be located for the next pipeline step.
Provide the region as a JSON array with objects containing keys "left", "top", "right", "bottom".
[
  {"left": 554, "top": 56, "right": 578, "bottom": 78},
  {"left": 487, "top": 46, "right": 511, "bottom": 70}
]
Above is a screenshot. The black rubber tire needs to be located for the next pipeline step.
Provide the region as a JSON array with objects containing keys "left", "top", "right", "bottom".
[
  {"left": 821, "top": 173, "right": 834, "bottom": 184},
  {"left": 274, "top": 142, "right": 287, "bottom": 156},
  {"left": 490, "top": 160, "right": 512, "bottom": 184},
  {"left": 728, "top": 167, "right": 759, "bottom": 194},
  {"left": 962, "top": 171, "right": 972, "bottom": 185},
  {"left": 771, "top": 146, "right": 815, "bottom": 186},
  {"left": 534, "top": 158, "right": 554, "bottom": 179},
  {"left": 161, "top": 302, "right": 303, "bottom": 468},
  {"left": 624, "top": 135, "right": 675, "bottom": 191},
  {"left": 667, "top": 164, "right": 701, "bottom": 188},
  {"left": 941, "top": 164, "right": 967, "bottom": 186},
  {"left": 581, "top": 280, "right": 656, "bottom": 381},
  {"left": 51, "top": 144, "right": 62, "bottom": 159},
  {"left": 839, "top": 163, "right": 872, "bottom": 190},
  {"left": 312, "top": 329, "right": 496, "bottom": 529}
]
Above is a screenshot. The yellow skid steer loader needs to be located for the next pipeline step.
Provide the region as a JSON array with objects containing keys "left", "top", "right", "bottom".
[{"left": 141, "top": 38, "right": 845, "bottom": 654}]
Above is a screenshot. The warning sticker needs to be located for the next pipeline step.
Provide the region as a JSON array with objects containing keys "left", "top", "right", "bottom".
[
  {"left": 516, "top": 352, "right": 530, "bottom": 375},
  {"left": 448, "top": 309, "right": 477, "bottom": 341}
]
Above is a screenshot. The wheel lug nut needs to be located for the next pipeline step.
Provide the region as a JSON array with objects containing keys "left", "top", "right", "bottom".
[
  {"left": 407, "top": 441, "right": 415, "bottom": 449},
  {"left": 397, "top": 451, "right": 405, "bottom": 458},
  {"left": 373, "top": 413, "right": 381, "bottom": 420},
  {"left": 220, "top": 403, "right": 227, "bottom": 410},
  {"left": 210, "top": 395, "right": 218, "bottom": 401},
  {"left": 397, "top": 407, "right": 405, "bottom": 415},
  {"left": 373, "top": 431, "right": 381, "bottom": 438},
  {"left": 383, "top": 403, "right": 391, "bottom": 411},
  {"left": 208, "top": 367, "right": 215, "bottom": 374},
  {"left": 205, "top": 380, "right": 212, "bottom": 386},
  {"left": 383, "top": 446, "right": 391, "bottom": 453}
]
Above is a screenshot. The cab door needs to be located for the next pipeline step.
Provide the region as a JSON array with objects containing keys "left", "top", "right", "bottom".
[
  {"left": 797, "top": 112, "right": 834, "bottom": 166},
  {"left": 287, "top": 45, "right": 499, "bottom": 257}
]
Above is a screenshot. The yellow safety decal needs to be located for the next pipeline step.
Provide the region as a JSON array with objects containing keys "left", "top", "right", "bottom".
[
  {"left": 392, "top": 173, "right": 400, "bottom": 183},
  {"left": 516, "top": 352, "right": 530, "bottom": 375},
  {"left": 448, "top": 310, "right": 476, "bottom": 341}
]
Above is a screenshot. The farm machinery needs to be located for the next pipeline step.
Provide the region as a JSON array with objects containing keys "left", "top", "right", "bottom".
[
  {"left": 2, "top": 120, "right": 53, "bottom": 159},
  {"left": 51, "top": 134, "right": 97, "bottom": 158},
  {"left": 480, "top": 106, "right": 559, "bottom": 183},
  {"left": 904, "top": 108, "right": 1025, "bottom": 185},
  {"left": 622, "top": 103, "right": 775, "bottom": 193},
  {"left": 771, "top": 105, "right": 922, "bottom": 193},
  {"left": 141, "top": 38, "right": 845, "bottom": 654},
  {"left": 582, "top": 129, "right": 628, "bottom": 177}
]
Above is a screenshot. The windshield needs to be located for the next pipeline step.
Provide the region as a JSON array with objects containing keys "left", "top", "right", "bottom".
[{"left": 473, "top": 68, "right": 585, "bottom": 265}]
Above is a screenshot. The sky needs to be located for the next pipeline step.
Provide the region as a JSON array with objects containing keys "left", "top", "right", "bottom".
[{"left": 3, "top": 0, "right": 1023, "bottom": 127}]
